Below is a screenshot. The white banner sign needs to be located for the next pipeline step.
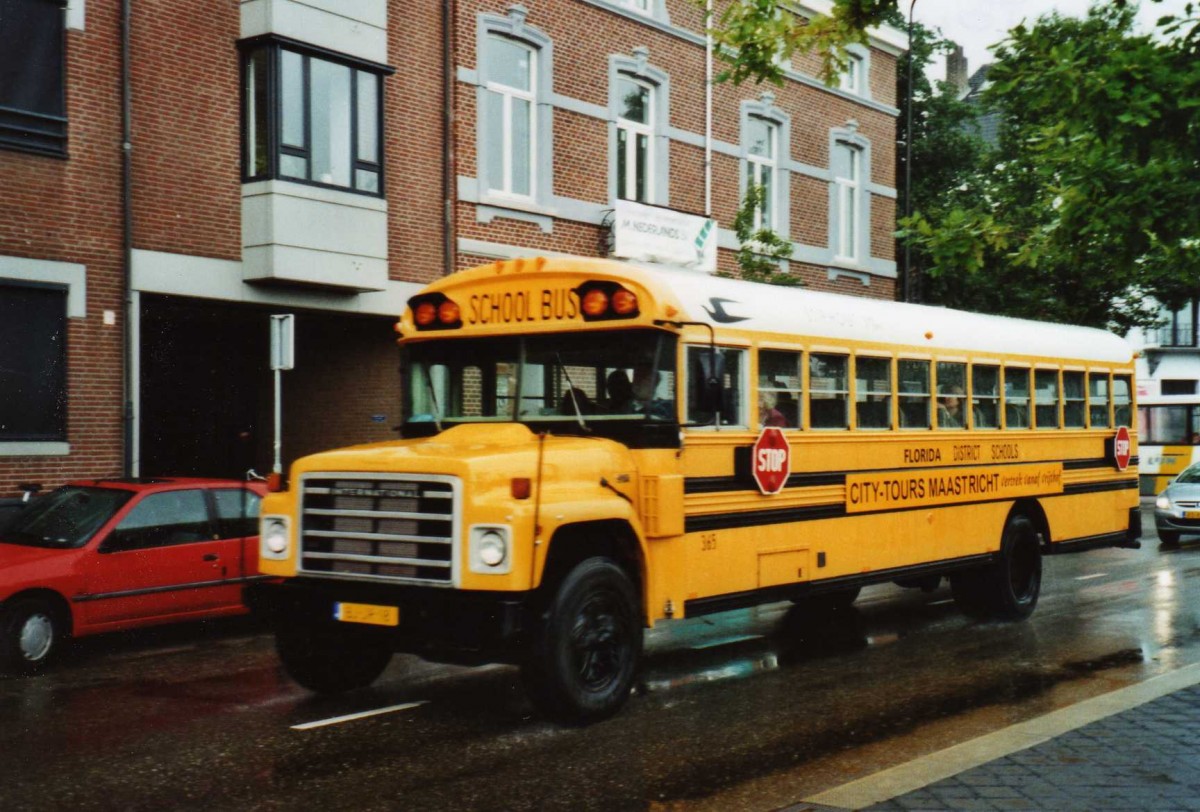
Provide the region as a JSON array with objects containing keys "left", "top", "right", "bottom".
[{"left": 612, "top": 200, "right": 716, "bottom": 272}]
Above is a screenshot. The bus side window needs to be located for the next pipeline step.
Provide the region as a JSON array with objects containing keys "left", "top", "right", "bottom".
[
  {"left": 1113, "top": 374, "right": 1132, "bottom": 427},
  {"left": 809, "top": 353, "right": 848, "bottom": 429},
  {"left": 1063, "top": 371, "right": 1086, "bottom": 428},
  {"left": 973, "top": 365, "right": 1000, "bottom": 429},
  {"left": 1005, "top": 367, "right": 1030, "bottom": 429},
  {"left": 759, "top": 350, "right": 802, "bottom": 428},
  {"left": 898, "top": 359, "right": 930, "bottom": 429},
  {"left": 1035, "top": 370, "right": 1060, "bottom": 430},
  {"left": 1088, "top": 372, "right": 1110, "bottom": 428},
  {"left": 936, "top": 361, "right": 966, "bottom": 430},
  {"left": 687, "top": 346, "right": 746, "bottom": 426},
  {"left": 855, "top": 356, "right": 892, "bottom": 429}
]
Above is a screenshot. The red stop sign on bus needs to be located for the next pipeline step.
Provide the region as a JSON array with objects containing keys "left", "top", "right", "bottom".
[
  {"left": 753, "top": 427, "right": 791, "bottom": 495},
  {"left": 1113, "top": 425, "right": 1131, "bottom": 471}
]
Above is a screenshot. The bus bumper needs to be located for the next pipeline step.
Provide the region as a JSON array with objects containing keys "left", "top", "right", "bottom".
[{"left": 245, "top": 579, "right": 531, "bottom": 665}]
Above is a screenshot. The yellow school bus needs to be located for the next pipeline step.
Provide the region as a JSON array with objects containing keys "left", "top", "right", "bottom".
[{"left": 248, "top": 256, "right": 1141, "bottom": 722}]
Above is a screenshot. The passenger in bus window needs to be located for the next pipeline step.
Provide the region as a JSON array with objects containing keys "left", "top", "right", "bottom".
[
  {"left": 559, "top": 388, "right": 593, "bottom": 416},
  {"left": 759, "top": 391, "right": 787, "bottom": 427},
  {"left": 938, "top": 386, "right": 965, "bottom": 428}
]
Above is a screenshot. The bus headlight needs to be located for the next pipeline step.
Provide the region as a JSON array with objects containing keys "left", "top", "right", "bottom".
[
  {"left": 261, "top": 516, "right": 290, "bottom": 559},
  {"left": 470, "top": 525, "right": 511, "bottom": 574},
  {"left": 1156, "top": 494, "right": 1172, "bottom": 510}
]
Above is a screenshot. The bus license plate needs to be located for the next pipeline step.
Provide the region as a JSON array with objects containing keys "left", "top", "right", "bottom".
[
  {"left": 1185, "top": 511, "right": 1200, "bottom": 520},
  {"left": 335, "top": 602, "right": 399, "bottom": 627}
]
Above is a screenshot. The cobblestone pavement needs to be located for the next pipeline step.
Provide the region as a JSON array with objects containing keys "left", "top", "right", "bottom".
[{"left": 861, "top": 685, "right": 1200, "bottom": 812}]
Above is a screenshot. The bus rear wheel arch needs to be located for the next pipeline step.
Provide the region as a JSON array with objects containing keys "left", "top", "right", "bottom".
[{"left": 951, "top": 512, "right": 1043, "bottom": 621}]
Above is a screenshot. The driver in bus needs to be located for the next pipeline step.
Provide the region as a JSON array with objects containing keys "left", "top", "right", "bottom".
[{"left": 631, "top": 363, "right": 673, "bottom": 419}]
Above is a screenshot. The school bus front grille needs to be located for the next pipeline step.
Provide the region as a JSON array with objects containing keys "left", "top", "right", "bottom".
[{"left": 298, "top": 475, "right": 459, "bottom": 585}]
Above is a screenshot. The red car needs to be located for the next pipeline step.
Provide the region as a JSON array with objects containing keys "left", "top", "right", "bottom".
[{"left": 0, "top": 477, "right": 266, "bottom": 674}]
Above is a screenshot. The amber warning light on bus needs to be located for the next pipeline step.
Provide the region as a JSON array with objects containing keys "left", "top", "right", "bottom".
[
  {"left": 409, "top": 292, "right": 463, "bottom": 331},
  {"left": 576, "top": 281, "right": 640, "bottom": 321}
]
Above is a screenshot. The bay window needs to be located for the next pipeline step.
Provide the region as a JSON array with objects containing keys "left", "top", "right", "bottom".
[{"left": 242, "top": 38, "right": 388, "bottom": 196}]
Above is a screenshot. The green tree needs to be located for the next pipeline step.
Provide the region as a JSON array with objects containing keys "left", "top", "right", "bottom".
[
  {"left": 901, "top": 3, "right": 1200, "bottom": 331},
  {"left": 699, "top": 0, "right": 896, "bottom": 86},
  {"left": 726, "top": 182, "right": 801, "bottom": 285},
  {"left": 897, "top": 17, "right": 987, "bottom": 302}
]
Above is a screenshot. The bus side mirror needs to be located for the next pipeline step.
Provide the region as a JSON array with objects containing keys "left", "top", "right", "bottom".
[{"left": 693, "top": 351, "right": 726, "bottom": 415}]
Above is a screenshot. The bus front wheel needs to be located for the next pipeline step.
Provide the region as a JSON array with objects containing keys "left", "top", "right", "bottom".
[
  {"left": 952, "top": 514, "right": 1042, "bottom": 621},
  {"left": 522, "top": 557, "right": 642, "bottom": 724},
  {"left": 276, "top": 624, "right": 393, "bottom": 695}
]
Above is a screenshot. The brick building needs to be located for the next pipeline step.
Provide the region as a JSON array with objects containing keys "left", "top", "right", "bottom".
[{"left": 0, "top": 0, "right": 904, "bottom": 496}]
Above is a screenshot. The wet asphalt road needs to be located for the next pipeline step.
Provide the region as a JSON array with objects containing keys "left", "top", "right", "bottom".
[{"left": 2, "top": 506, "right": 1199, "bottom": 812}]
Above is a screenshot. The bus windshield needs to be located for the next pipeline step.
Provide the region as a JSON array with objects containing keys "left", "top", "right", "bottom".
[{"left": 402, "top": 330, "right": 676, "bottom": 437}]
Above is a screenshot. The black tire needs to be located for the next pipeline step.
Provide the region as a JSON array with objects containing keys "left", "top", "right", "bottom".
[
  {"left": 956, "top": 514, "right": 1042, "bottom": 621},
  {"left": 275, "top": 624, "right": 393, "bottom": 695},
  {"left": 1159, "top": 530, "right": 1181, "bottom": 548},
  {"left": 0, "top": 597, "right": 64, "bottom": 675},
  {"left": 522, "top": 557, "right": 642, "bottom": 724}
]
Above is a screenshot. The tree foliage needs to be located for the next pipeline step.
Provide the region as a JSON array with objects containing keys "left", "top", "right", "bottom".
[
  {"left": 727, "top": 182, "right": 801, "bottom": 285},
  {"left": 896, "top": 17, "right": 987, "bottom": 300},
  {"left": 698, "top": 0, "right": 894, "bottom": 85},
  {"left": 902, "top": 3, "right": 1200, "bottom": 331}
]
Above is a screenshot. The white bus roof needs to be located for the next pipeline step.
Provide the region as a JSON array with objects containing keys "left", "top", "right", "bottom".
[{"left": 641, "top": 264, "right": 1133, "bottom": 365}]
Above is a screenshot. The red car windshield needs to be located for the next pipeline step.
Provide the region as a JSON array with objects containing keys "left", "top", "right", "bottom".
[{"left": 1, "top": 487, "right": 134, "bottom": 549}]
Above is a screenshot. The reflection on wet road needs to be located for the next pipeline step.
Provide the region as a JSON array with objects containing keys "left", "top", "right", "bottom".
[{"left": 1, "top": 509, "right": 1198, "bottom": 811}]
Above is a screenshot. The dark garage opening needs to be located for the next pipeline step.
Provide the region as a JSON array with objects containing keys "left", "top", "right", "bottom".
[
  {"left": 140, "top": 296, "right": 272, "bottom": 478},
  {"left": 139, "top": 296, "right": 402, "bottom": 480}
]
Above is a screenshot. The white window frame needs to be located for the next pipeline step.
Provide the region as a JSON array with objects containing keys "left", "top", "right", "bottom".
[
  {"left": 834, "top": 143, "right": 861, "bottom": 262},
  {"left": 484, "top": 34, "right": 537, "bottom": 201},
  {"left": 746, "top": 116, "right": 778, "bottom": 231},
  {"left": 615, "top": 0, "right": 652, "bottom": 14},
  {"left": 839, "top": 52, "right": 864, "bottom": 95},
  {"left": 616, "top": 75, "right": 655, "bottom": 204}
]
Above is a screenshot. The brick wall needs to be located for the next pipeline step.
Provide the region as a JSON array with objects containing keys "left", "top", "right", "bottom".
[
  {"left": 0, "top": 2, "right": 126, "bottom": 496},
  {"left": 452, "top": 0, "right": 900, "bottom": 278},
  {"left": 283, "top": 314, "right": 403, "bottom": 462},
  {"left": 131, "top": 1, "right": 241, "bottom": 260},
  {"left": 388, "top": 4, "right": 448, "bottom": 283}
]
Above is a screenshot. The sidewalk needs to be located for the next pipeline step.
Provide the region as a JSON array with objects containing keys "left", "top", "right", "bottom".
[{"left": 787, "top": 662, "right": 1200, "bottom": 812}]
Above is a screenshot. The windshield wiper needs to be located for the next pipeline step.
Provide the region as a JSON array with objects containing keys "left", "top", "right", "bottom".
[{"left": 555, "top": 352, "right": 591, "bottom": 433}]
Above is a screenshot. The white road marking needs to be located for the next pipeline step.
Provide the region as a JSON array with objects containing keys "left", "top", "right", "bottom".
[
  {"left": 927, "top": 599, "right": 954, "bottom": 606},
  {"left": 291, "top": 701, "right": 427, "bottom": 730},
  {"left": 1075, "top": 573, "right": 1108, "bottom": 581}
]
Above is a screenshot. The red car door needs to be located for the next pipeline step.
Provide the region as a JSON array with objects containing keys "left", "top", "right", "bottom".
[
  {"left": 209, "top": 487, "right": 263, "bottom": 582},
  {"left": 78, "top": 488, "right": 244, "bottom": 630}
]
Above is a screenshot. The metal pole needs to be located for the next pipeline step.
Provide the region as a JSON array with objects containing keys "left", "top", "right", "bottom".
[
  {"left": 273, "top": 367, "right": 282, "bottom": 474},
  {"left": 704, "top": 0, "right": 713, "bottom": 218},
  {"left": 904, "top": 0, "right": 917, "bottom": 302}
]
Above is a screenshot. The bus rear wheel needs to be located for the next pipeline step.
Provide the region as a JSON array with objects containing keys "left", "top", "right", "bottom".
[
  {"left": 952, "top": 514, "right": 1042, "bottom": 621},
  {"left": 522, "top": 557, "right": 642, "bottom": 724}
]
